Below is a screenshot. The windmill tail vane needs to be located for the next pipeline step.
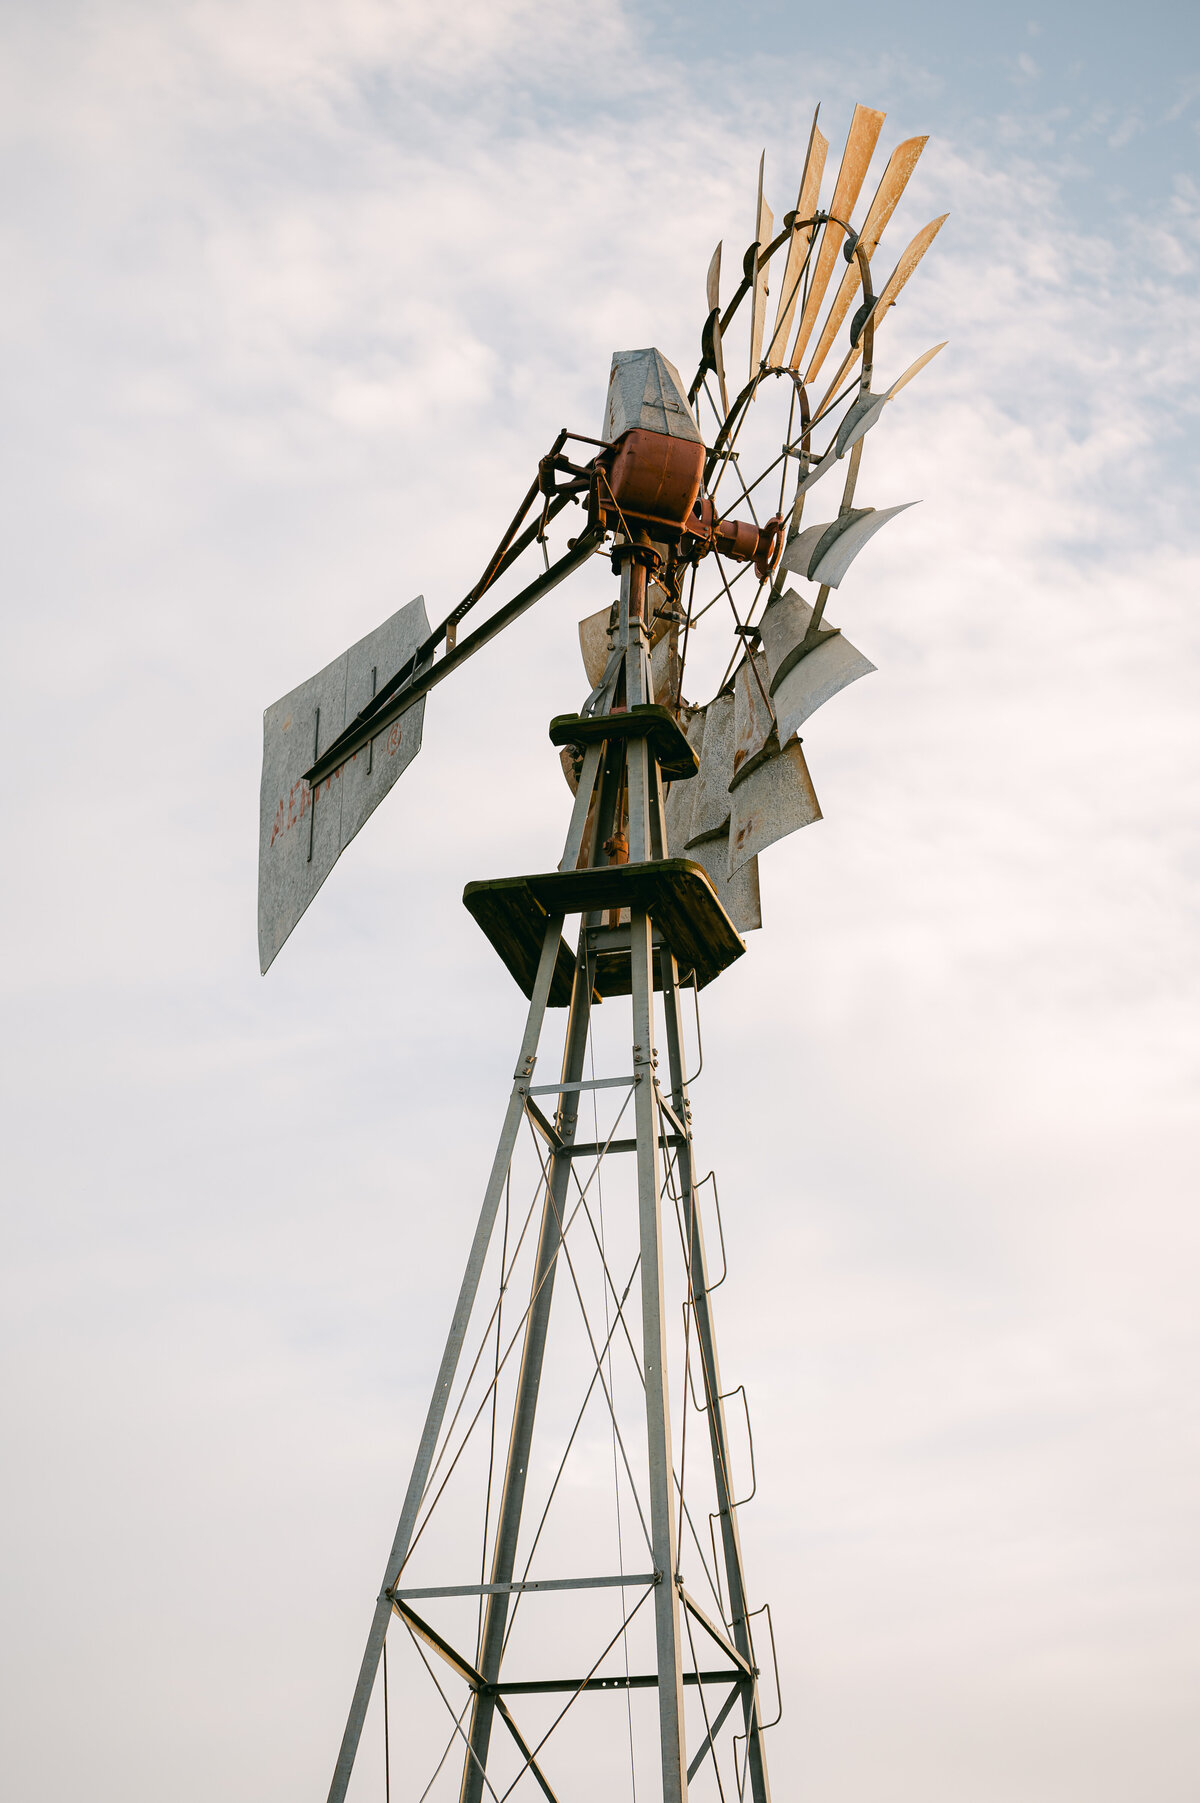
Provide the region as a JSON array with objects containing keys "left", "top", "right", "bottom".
[{"left": 257, "top": 105, "right": 945, "bottom": 1803}]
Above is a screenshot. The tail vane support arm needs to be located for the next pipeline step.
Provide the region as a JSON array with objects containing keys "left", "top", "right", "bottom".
[{"left": 304, "top": 521, "right": 604, "bottom": 788}]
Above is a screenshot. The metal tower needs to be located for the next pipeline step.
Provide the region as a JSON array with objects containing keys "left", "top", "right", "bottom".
[
  {"left": 257, "top": 103, "right": 945, "bottom": 1802},
  {"left": 328, "top": 552, "right": 774, "bottom": 1803}
]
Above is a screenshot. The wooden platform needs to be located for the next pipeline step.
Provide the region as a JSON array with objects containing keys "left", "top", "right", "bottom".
[{"left": 462, "top": 859, "right": 745, "bottom": 1004}]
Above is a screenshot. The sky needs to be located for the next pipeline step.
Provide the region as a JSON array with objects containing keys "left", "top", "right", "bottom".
[{"left": 1, "top": 2, "right": 1198, "bottom": 1800}]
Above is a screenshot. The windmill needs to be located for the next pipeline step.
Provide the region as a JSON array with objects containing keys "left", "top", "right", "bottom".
[{"left": 259, "top": 102, "right": 945, "bottom": 1803}]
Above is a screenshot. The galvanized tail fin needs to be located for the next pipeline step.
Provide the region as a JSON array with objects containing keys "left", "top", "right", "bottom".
[{"left": 258, "top": 596, "right": 430, "bottom": 973}]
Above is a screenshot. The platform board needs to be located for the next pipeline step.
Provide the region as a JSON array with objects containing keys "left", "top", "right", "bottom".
[
  {"left": 463, "top": 858, "right": 745, "bottom": 1003},
  {"left": 547, "top": 705, "right": 700, "bottom": 782}
]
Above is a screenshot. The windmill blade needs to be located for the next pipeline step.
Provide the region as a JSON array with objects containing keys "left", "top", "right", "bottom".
[
  {"left": 685, "top": 689, "right": 737, "bottom": 845},
  {"left": 835, "top": 388, "right": 890, "bottom": 455},
  {"left": 793, "top": 438, "right": 840, "bottom": 495},
  {"left": 782, "top": 501, "right": 918, "bottom": 588},
  {"left": 730, "top": 652, "right": 776, "bottom": 787},
  {"left": 803, "top": 134, "right": 928, "bottom": 389},
  {"left": 259, "top": 597, "right": 430, "bottom": 973},
  {"left": 578, "top": 603, "right": 614, "bottom": 688},
  {"left": 706, "top": 241, "right": 722, "bottom": 316},
  {"left": 650, "top": 624, "right": 680, "bottom": 706},
  {"left": 811, "top": 213, "right": 950, "bottom": 416},
  {"left": 686, "top": 832, "right": 763, "bottom": 932},
  {"left": 788, "top": 104, "right": 885, "bottom": 372},
  {"left": 664, "top": 704, "right": 762, "bottom": 931},
  {"left": 748, "top": 156, "right": 775, "bottom": 377},
  {"left": 833, "top": 341, "right": 947, "bottom": 456},
  {"left": 728, "top": 739, "right": 821, "bottom": 876},
  {"left": 764, "top": 113, "right": 828, "bottom": 368},
  {"left": 758, "top": 587, "right": 875, "bottom": 744},
  {"left": 706, "top": 241, "right": 729, "bottom": 413},
  {"left": 886, "top": 338, "right": 947, "bottom": 398},
  {"left": 791, "top": 341, "right": 945, "bottom": 510},
  {"left": 664, "top": 704, "right": 707, "bottom": 854}
]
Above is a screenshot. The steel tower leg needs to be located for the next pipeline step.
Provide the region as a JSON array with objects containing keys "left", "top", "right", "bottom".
[
  {"left": 458, "top": 944, "right": 595, "bottom": 1803},
  {"left": 631, "top": 901, "right": 688, "bottom": 1803},
  {"left": 624, "top": 579, "right": 689, "bottom": 1799},
  {"left": 325, "top": 916, "right": 567, "bottom": 1803},
  {"left": 659, "top": 950, "right": 773, "bottom": 1803}
]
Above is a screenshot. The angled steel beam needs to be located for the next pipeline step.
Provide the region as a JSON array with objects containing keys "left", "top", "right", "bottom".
[
  {"left": 458, "top": 938, "right": 596, "bottom": 1803},
  {"left": 687, "top": 1683, "right": 745, "bottom": 1784},
  {"left": 394, "top": 1603, "right": 561, "bottom": 1803},
  {"left": 678, "top": 1585, "right": 756, "bottom": 1679},
  {"left": 324, "top": 915, "right": 567, "bottom": 1803},
  {"left": 658, "top": 950, "right": 774, "bottom": 1803},
  {"left": 307, "top": 525, "right": 603, "bottom": 786}
]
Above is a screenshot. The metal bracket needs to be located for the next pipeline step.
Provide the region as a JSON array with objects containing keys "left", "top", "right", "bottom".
[
  {"left": 677, "top": 1584, "right": 756, "bottom": 1679},
  {"left": 523, "top": 1095, "right": 564, "bottom": 1152}
]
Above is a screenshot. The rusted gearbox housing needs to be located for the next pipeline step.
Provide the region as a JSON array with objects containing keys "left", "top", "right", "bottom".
[
  {"left": 592, "top": 428, "right": 783, "bottom": 580},
  {"left": 599, "top": 428, "right": 706, "bottom": 532}
]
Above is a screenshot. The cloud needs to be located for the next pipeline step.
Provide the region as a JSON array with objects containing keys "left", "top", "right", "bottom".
[{"left": 1, "top": 6, "right": 1198, "bottom": 1801}]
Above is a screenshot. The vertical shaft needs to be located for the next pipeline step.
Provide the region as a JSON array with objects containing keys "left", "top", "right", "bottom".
[
  {"left": 624, "top": 558, "right": 652, "bottom": 861},
  {"left": 626, "top": 596, "right": 689, "bottom": 1796},
  {"left": 659, "top": 953, "right": 773, "bottom": 1803},
  {"left": 459, "top": 938, "right": 595, "bottom": 1803}
]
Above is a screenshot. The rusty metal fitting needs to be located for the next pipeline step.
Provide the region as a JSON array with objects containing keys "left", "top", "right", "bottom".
[
  {"left": 602, "top": 829, "right": 629, "bottom": 865},
  {"left": 610, "top": 540, "right": 663, "bottom": 576},
  {"left": 713, "top": 516, "right": 760, "bottom": 562},
  {"left": 753, "top": 513, "right": 786, "bottom": 581},
  {"left": 686, "top": 494, "right": 785, "bottom": 578}
]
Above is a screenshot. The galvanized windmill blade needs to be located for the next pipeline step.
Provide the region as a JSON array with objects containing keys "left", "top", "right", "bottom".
[
  {"left": 747, "top": 153, "right": 775, "bottom": 379},
  {"left": 782, "top": 502, "right": 920, "bottom": 588},
  {"left": 667, "top": 113, "right": 950, "bottom": 917},
  {"left": 803, "top": 133, "right": 928, "bottom": 389},
  {"left": 705, "top": 239, "right": 730, "bottom": 413},
  {"left": 787, "top": 103, "right": 886, "bottom": 371},
  {"left": 764, "top": 108, "right": 828, "bottom": 369},
  {"left": 255, "top": 105, "right": 947, "bottom": 1803},
  {"left": 812, "top": 211, "right": 950, "bottom": 415}
]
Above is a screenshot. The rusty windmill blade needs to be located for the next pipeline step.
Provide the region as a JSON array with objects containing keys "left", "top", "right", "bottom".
[
  {"left": 803, "top": 134, "right": 928, "bottom": 390},
  {"left": 812, "top": 212, "right": 950, "bottom": 418},
  {"left": 788, "top": 103, "right": 885, "bottom": 372},
  {"left": 748, "top": 153, "right": 775, "bottom": 378},
  {"left": 763, "top": 111, "right": 828, "bottom": 368}
]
